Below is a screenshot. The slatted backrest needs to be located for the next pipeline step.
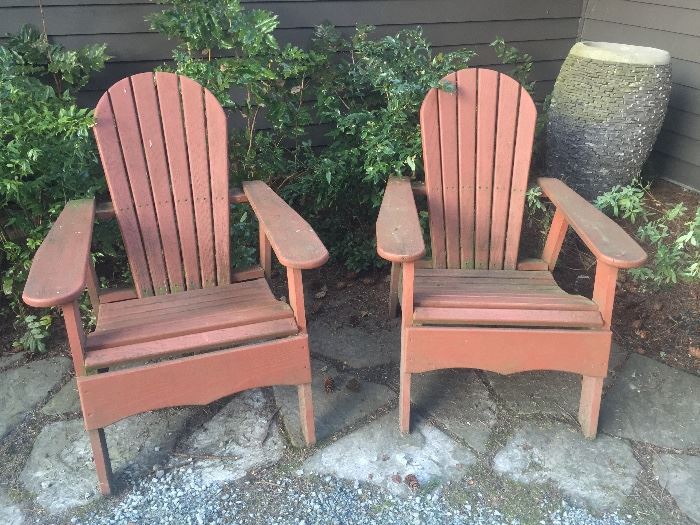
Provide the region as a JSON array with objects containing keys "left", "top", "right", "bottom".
[
  {"left": 94, "top": 72, "right": 230, "bottom": 297},
  {"left": 420, "top": 68, "right": 537, "bottom": 270}
]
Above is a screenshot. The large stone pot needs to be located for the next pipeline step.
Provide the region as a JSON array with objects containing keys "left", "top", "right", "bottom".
[{"left": 545, "top": 41, "right": 671, "bottom": 200}]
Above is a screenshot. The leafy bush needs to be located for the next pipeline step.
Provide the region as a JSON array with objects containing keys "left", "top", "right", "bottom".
[
  {"left": 0, "top": 25, "right": 108, "bottom": 351},
  {"left": 595, "top": 183, "right": 700, "bottom": 286},
  {"left": 148, "top": 0, "right": 323, "bottom": 184},
  {"left": 284, "top": 25, "right": 475, "bottom": 270}
]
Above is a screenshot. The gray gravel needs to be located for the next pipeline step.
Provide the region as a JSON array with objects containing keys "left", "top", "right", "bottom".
[{"left": 72, "top": 466, "right": 637, "bottom": 525}]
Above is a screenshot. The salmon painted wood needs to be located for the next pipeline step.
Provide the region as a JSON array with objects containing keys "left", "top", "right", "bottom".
[
  {"left": 376, "top": 68, "right": 647, "bottom": 440},
  {"left": 22, "top": 73, "right": 329, "bottom": 496}
]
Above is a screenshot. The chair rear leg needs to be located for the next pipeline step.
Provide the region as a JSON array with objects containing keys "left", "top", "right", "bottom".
[
  {"left": 88, "top": 428, "right": 114, "bottom": 495},
  {"left": 399, "top": 371, "right": 411, "bottom": 433},
  {"left": 388, "top": 262, "right": 401, "bottom": 318},
  {"left": 578, "top": 376, "right": 604, "bottom": 439},
  {"left": 297, "top": 383, "right": 316, "bottom": 446}
]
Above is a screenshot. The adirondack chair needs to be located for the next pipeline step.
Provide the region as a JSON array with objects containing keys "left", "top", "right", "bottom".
[
  {"left": 22, "top": 72, "right": 328, "bottom": 495},
  {"left": 376, "top": 68, "right": 647, "bottom": 438}
]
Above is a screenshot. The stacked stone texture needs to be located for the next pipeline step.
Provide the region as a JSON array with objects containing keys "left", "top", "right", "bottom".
[{"left": 545, "top": 53, "right": 671, "bottom": 201}]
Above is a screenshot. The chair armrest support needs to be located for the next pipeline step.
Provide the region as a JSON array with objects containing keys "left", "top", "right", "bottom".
[
  {"left": 377, "top": 177, "right": 426, "bottom": 263},
  {"left": 242, "top": 181, "right": 329, "bottom": 270},
  {"left": 23, "top": 199, "right": 96, "bottom": 308},
  {"left": 538, "top": 177, "right": 647, "bottom": 269}
]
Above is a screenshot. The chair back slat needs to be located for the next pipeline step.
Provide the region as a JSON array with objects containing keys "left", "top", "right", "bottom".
[
  {"left": 420, "top": 68, "right": 536, "bottom": 270},
  {"left": 94, "top": 72, "right": 230, "bottom": 297},
  {"left": 180, "top": 76, "right": 217, "bottom": 289},
  {"left": 206, "top": 90, "right": 231, "bottom": 286},
  {"left": 154, "top": 72, "right": 202, "bottom": 290},
  {"left": 131, "top": 73, "right": 186, "bottom": 293}
]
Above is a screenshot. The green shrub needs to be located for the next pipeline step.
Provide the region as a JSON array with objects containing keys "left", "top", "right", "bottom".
[
  {"left": 283, "top": 25, "right": 475, "bottom": 271},
  {"left": 596, "top": 184, "right": 700, "bottom": 286},
  {"left": 0, "top": 25, "right": 109, "bottom": 351}
]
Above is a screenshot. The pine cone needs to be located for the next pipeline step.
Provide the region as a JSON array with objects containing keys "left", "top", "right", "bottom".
[
  {"left": 323, "top": 376, "right": 335, "bottom": 393},
  {"left": 404, "top": 474, "right": 420, "bottom": 492}
]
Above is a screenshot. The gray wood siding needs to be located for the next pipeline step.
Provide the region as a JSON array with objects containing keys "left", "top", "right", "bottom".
[
  {"left": 1, "top": 0, "right": 582, "bottom": 107},
  {"left": 582, "top": 0, "right": 700, "bottom": 190}
]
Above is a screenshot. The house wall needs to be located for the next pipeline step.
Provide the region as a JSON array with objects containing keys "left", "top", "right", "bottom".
[
  {"left": 1, "top": 0, "right": 583, "bottom": 108},
  {"left": 581, "top": 0, "right": 700, "bottom": 190}
]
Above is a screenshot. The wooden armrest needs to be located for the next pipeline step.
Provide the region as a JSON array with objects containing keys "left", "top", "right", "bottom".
[
  {"left": 538, "top": 177, "right": 647, "bottom": 269},
  {"left": 376, "top": 176, "right": 426, "bottom": 263},
  {"left": 23, "top": 199, "right": 96, "bottom": 308},
  {"left": 242, "top": 180, "right": 328, "bottom": 269}
]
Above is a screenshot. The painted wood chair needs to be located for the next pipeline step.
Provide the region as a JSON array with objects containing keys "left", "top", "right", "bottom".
[
  {"left": 376, "top": 68, "right": 647, "bottom": 438},
  {"left": 22, "top": 72, "right": 328, "bottom": 495}
]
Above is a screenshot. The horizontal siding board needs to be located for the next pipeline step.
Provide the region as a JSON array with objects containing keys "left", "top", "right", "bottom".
[
  {"left": 609, "top": 0, "right": 700, "bottom": 12},
  {"left": 670, "top": 84, "right": 700, "bottom": 116},
  {"left": 656, "top": 129, "right": 700, "bottom": 166},
  {"left": 651, "top": 152, "right": 700, "bottom": 190},
  {"left": 581, "top": 19, "right": 700, "bottom": 64},
  {"left": 585, "top": 0, "right": 700, "bottom": 37},
  {"left": 663, "top": 108, "right": 700, "bottom": 141}
]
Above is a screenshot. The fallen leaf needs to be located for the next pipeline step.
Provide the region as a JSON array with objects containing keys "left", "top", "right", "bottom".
[
  {"left": 631, "top": 319, "right": 643, "bottom": 330},
  {"left": 689, "top": 347, "right": 700, "bottom": 359},
  {"left": 314, "top": 286, "right": 328, "bottom": 299}
]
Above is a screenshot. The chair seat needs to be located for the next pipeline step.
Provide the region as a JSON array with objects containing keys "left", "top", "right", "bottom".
[
  {"left": 412, "top": 269, "right": 604, "bottom": 328},
  {"left": 84, "top": 278, "right": 298, "bottom": 369}
]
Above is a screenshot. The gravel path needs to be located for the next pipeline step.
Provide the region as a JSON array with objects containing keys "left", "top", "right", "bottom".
[{"left": 72, "top": 466, "right": 636, "bottom": 525}]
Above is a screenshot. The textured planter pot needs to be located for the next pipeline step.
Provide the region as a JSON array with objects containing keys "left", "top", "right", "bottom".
[{"left": 545, "top": 41, "right": 671, "bottom": 200}]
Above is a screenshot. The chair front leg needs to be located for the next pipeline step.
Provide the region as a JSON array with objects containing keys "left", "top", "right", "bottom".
[
  {"left": 399, "top": 261, "right": 415, "bottom": 434},
  {"left": 62, "top": 300, "right": 114, "bottom": 494},
  {"left": 579, "top": 261, "right": 619, "bottom": 438},
  {"left": 286, "top": 267, "right": 315, "bottom": 445}
]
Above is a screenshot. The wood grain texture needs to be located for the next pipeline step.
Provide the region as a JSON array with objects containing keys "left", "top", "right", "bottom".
[
  {"left": 94, "top": 93, "right": 154, "bottom": 296},
  {"left": 85, "top": 318, "right": 298, "bottom": 370},
  {"left": 243, "top": 181, "right": 329, "bottom": 269},
  {"left": 538, "top": 177, "right": 648, "bottom": 268},
  {"left": 205, "top": 89, "right": 231, "bottom": 286},
  {"left": 109, "top": 76, "right": 170, "bottom": 295},
  {"left": 131, "top": 72, "right": 185, "bottom": 293},
  {"left": 78, "top": 335, "right": 312, "bottom": 429},
  {"left": 23, "top": 199, "right": 95, "bottom": 308},
  {"left": 420, "top": 88, "right": 447, "bottom": 268},
  {"left": 88, "top": 278, "right": 293, "bottom": 350},
  {"left": 404, "top": 326, "right": 611, "bottom": 376},
  {"left": 155, "top": 72, "right": 201, "bottom": 290},
  {"left": 181, "top": 75, "right": 216, "bottom": 288},
  {"left": 376, "top": 177, "right": 426, "bottom": 263},
  {"left": 420, "top": 69, "right": 537, "bottom": 271}
]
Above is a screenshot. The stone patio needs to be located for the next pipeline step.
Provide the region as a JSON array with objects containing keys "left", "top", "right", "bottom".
[{"left": 0, "top": 307, "right": 698, "bottom": 524}]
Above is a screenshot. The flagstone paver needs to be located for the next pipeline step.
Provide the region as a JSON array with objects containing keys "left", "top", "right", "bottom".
[
  {"left": 486, "top": 370, "right": 580, "bottom": 418},
  {"left": 0, "top": 352, "right": 25, "bottom": 371},
  {"left": 653, "top": 454, "right": 700, "bottom": 524},
  {"left": 20, "top": 408, "right": 193, "bottom": 514},
  {"left": 600, "top": 354, "right": 700, "bottom": 449},
  {"left": 0, "top": 486, "right": 24, "bottom": 525},
  {"left": 411, "top": 369, "right": 496, "bottom": 453},
  {"left": 309, "top": 319, "right": 400, "bottom": 368},
  {"left": 0, "top": 357, "right": 70, "bottom": 438},
  {"left": 41, "top": 378, "right": 80, "bottom": 416},
  {"left": 273, "top": 360, "right": 395, "bottom": 447},
  {"left": 486, "top": 343, "right": 628, "bottom": 419},
  {"left": 185, "top": 390, "right": 285, "bottom": 484},
  {"left": 493, "top": 420, "right": 641, "bottom": 511},
  {"left": 303, "top": 410, "right": 475, "bottom": 496}
]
